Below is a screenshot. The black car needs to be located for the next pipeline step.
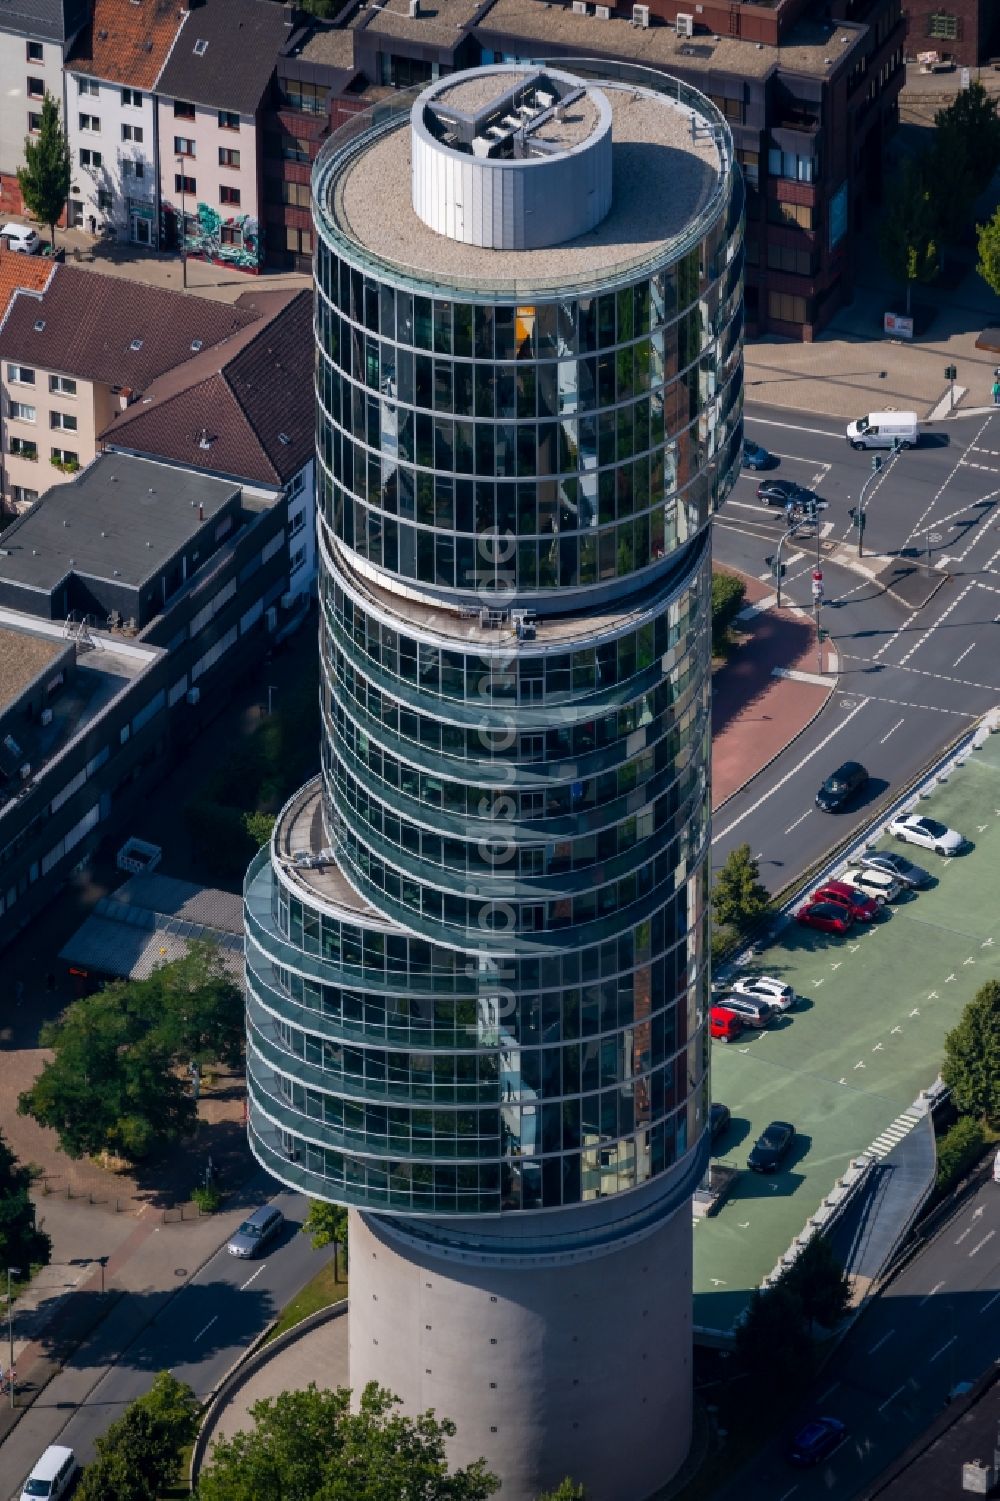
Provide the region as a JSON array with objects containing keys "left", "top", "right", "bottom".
[
  {"left": 742, "top": 438, "right": 772, "bottom": 470},
  {"left": 816, "top": 761, "right": 869, "bottom": 812},
  {"left": 748, "top": 1120, "right": 795, "bottom": 1173},
  {"left": 859, "top": 850, "right": 931, "bottom": 889},
  {"left": 756, "top": 478, "right": 817, "bottom": 509},
  {"left": 710, "top": 1102, "right": 731, "bottom": 1141},
  {"left": 787, "top": 1416, "right": 847, "bottom": 1466}
]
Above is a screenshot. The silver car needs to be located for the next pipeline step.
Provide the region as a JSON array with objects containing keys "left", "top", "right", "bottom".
[
  {"left": 227, "top": 1203, "right": 284, "bottom": 1258},
  {"left": 730, "top": 975, "right": 796, "bottom": 1012}
]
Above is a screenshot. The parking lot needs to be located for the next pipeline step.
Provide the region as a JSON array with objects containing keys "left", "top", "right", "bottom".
[{"left": 695, "top": 727, "right": 1000, "bottom": 1333}]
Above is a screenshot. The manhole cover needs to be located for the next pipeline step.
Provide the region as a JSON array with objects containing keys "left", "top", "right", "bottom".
[{"left": 174, "top": 1268, "right": 188, "bottom": 1278}]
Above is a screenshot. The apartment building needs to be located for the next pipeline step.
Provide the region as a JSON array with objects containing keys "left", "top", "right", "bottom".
[
  {"left": 155, "top": 0, "right": 293, "bottom": 273},
  {"left": 65, "top": 0, "right": 185, "bottom": 245},
  {"left": 904, "top": 0, "right": 999, "bottom": 65},
  {"left": 0, "top": 0, "right": 90, "bottom": 220},
  {"left": 265, "top": 0, "right": 905, "bottom": 337},
  {"left": 0, "top": 266, "right": 261, "bottom": 508}
]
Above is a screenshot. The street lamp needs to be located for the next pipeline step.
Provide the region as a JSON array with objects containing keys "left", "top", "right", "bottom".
[
  {"left": 768, "top": 514, "right": 807, "bottom": 609},
  {"left": 6, "top": 1267, "right": 21, "bottom": 1407},
  {"left": 851, "top": 438, "right": 903, "bottom": 558},
  {"left": 176, "top": 156, "right": 188, "bottom": 289}
]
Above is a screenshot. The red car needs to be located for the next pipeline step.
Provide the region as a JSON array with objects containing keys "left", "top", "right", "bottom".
[
  {"left": 811, "top": 880, "right": 879, "bottom": 923},
  {"left": 710, "top": 1005, "right": 744, "bottom": 1043},
  {"left": 796, "top": 900, "right": 853, "bottom": 934}
]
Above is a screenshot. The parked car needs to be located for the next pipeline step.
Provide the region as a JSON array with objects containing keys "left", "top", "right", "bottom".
[
  {"left": 888, "top": 813, "right": 965, "bottom": 856},
  {"left": 748, "top": 1120, "right": 796, "bottom": 1173},
  {"left": 742, "top": 437, "right": 772, "bottom": 470},
  {"left": 730, "top": 975, "right": 796, "bottom": 1011},
  {"left": 787, "top": 1416, "right": 847, "bottom": 1466},
  {"left": 796, "top": 901, "right": 853, "bottom": 935},
  {"left": 709, "top": 1006, "right": 744, "bottom": 1043},
  {"left": 815, "top": 760, "right": 869, "bottom": 812},
  {"left": 756, "top": 478, "right": 817, "bottom": 509},
  {"left": 19, "top": 1445, "right": 78, "bottom": 1500},
  {"left": 227, "top": 1203, "right": 284, "bottom": 1259},
  {"left": 717, "top": 995, "right": 775, "bottom": 1029},
  {"left": 811, "top": 879, "right": 879, "bottom": 923},
  {"left": 1, "top": 223, "right": 41, "bottom": 255},
  {"left": 859, "top": 849, "right": 931, "bottom": 889},
  {"left": 710, "top": 1102, "right": 731, "bottom": 1141},
  {"left": 839, "top": 866, "right": 901, "bottom": 904}
]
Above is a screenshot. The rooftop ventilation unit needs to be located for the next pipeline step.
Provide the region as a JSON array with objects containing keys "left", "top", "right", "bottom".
[
  {"left": 408, "top": 0, "right": 420, "bottom": 15},
  {"left": 632, "top": 3, "right": 650, "bottom": 22},
  {"left": 676, "top": 10, "right": 694, "bottom": 34},
  {"left": 571, "top": 2, "right": 589, "bottom": 13},
  {"left": 595, "top": 4, "right": 610, "bottom": 15},
  {"left": 193, "top": 38, "right": 208, "bottom": 55}
]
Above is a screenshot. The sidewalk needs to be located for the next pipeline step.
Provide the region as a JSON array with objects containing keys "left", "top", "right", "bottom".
[{"left": 712, "top": 570, "right": 836, "bottom": 809}]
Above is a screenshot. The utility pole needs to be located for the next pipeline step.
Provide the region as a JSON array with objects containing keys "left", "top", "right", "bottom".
[
  {"left": 852, "top": 438, "right": 903, "bottom": 558},
  {"left": 769, "top": 516, "right": 806, "bottom": 609}
]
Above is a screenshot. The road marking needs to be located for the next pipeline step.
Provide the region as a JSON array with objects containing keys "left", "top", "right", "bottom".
[
  {"left": 712, "top": 699, "right": 869, "bottom": 844},
  {"left": 240, "top": 1266, "right": 265, "bottom": 1290},
  {"left": 898, "top": 581, "right": 978, "bottom": 668},
  {"left": 969, "top": 1230, "right": 996, "bottom": 1258},
  {"left": 920, "top": 1281, "right": 945, "bottom": 1305},
  {"left": 953, "top": 643, "right": 975, "bottom": 668},
  {"left": 879, "top": 718, "right": 905, "bottom": 745},
  {"left": 868, "top": 1329, "right": 896, "bottom": 1354},
  {"left": 783, "top": 810, "right": 812, "bottom": 835},
  {"left": 981, "top": 1290, "right": 1000, "bottom": 1314},
  {"left": 955, "top": 1227, "right": 973, "bottom": 1245},
  {"left": 878, "top": 1384, "right": 907, "bottom": 1413},
  {"left": 746, "top": 414, "right": 845, "bottom": 439},
  {"left": 193, "top": 1314, "right": 218, "bottom": 1343},
  {"left": 818, "top": 1382, "right": 841, "bottom": 1402},
  {"left": 778, "top": 1487, "right": 799, "bottom": 1501},
  {"left": 820, "top": 520, "right": 835, "bottom": 538},
  {"left": 929, "top": 1335, "right": 957, "bottom": 1363}
]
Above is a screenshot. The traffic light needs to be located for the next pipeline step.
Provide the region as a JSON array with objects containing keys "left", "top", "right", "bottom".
[
  {"left": 818, "top": 627, "right": 830, "bottom": 642},
  {"left": 871, "top": 456, "right": 882, "bottom": 474},
  {"left": 848, "top": 508, "right": 866, "bottom": 531},
  {"left": 945, "top": 364, "right": 958, "bottom": 380}
]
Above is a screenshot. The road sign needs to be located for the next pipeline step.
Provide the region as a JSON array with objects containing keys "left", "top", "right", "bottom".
[{"left": 818, "top": 627, "right": 830, "bottom": 642}]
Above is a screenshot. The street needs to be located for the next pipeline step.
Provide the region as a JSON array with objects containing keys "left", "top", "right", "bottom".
[
  {"left": 713, "top": 405, "right": 1000, "bottom": 889},
  {"left": 715, "top": 1174, "right": 1000, "bottom": 1501},
  {"left": 6, "top": 1189, "right": 331, "bottom": 1498}
]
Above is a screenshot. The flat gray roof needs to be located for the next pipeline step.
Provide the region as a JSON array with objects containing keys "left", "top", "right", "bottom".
[
  {"left": 0, "top": 455, "right": 240, "bottom": 594},
  {"left": 331, "top": 79, "right": 723, "bottom": 291}
]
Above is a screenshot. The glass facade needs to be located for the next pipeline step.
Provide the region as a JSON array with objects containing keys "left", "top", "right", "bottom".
[{"left": 245, "top": 64, "right": 743, "bottom": 1221}]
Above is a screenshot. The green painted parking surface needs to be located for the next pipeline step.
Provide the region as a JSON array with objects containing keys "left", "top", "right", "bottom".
[{"left": 695, "top": 733, "right": 1000, "bottom": 1333}]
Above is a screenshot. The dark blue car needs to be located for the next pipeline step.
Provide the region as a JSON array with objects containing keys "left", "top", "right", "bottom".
[{"left": 787, "top": 1416, "right": 847, "bottom": 1466}]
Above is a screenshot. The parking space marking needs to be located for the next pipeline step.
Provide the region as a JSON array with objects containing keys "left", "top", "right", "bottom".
[
  {"left": 919, "top": 1281, "right": 945, "bottom": 1305},
  {"left": 878, "top": 1383, "right": 907, "bottom": 1413},
  {"left": 982, "top": 1290, "right": 1000, "bottom": 1313},
  {"left": 868, "top": 1329, "right": 896, "bottom": 1354},
  {"left": 928, "top": 1335, "right": 957, "bottom": 1363},
  {"left": 953, "top": 644, "right": 975, "bottom": 668}
]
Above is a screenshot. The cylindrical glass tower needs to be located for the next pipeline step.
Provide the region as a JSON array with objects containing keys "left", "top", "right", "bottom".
[{"left": 245, "top": 61, "right": 742, "bottom": 1500}]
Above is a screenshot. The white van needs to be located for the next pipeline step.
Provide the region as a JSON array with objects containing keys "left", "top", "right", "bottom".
[
  {"left": 20, "top": 1445, "right": 78, "bottom": 1500},
  {"left": 846, "top": 411, "right": 919, "bottom": 450}
]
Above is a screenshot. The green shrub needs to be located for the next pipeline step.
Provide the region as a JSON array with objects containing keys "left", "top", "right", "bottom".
[
  {"left": 935, "top": 1116, "right": 986, "bottom": 1191},
  {"left": 192, "top": 1183, "right": 222, "bottom": 1214},
  {"left": 711, "top": 571, "right": 747, "bottom": 654}
]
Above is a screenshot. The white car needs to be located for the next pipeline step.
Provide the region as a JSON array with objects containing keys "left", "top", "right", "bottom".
[
  {"left": 1, "top": 223, "right": 40, "bottom": 254},
  {"left": 729, "top": 975, "right": 796, "bottom": 1012},
  {"left": 888, "top": 813, "right": 965, "bottom": 856},
  {"left": 839, "top": 867, "right": 901, "bottom": 904}
]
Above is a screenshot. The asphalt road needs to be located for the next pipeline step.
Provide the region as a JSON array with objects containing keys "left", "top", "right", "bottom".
[
  {"left": 713, "top": 404, "right": 1000, "bottom": 890},
  {"left": 8, "top": 1188, "right": 331, "bottom": 1491},
  {"left": 715, "top": 1172, "right": 1000, "bottom": 1501}
]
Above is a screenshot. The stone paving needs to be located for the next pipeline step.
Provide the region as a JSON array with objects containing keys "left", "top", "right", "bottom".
[{"left": 207, "top": 1309, "right": 350, "bottom": 1451}]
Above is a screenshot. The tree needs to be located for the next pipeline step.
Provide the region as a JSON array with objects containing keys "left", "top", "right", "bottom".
[
  {"left": 16, "top": 92, "right": 70, "bottom": 248},
  {"left": 77, "top": 1371, "right": 198, "bottom": 1501},
  {"left": 935, "top": 1116, "right": 986, "bottom": 1191},
  {"left": 0, "top": 1129, "right": 50, "bottom": 1272},
  {"left": 935, "top": 82, "right": 1000, "bottom": 201},
  {"left": 734, "top": 1284, "right": 815, "bottom": 1395},
  {"left": 977, "top": 207, "right": 1000, "bottom": 297},
  {"left": 711, "top": 843, "right": 770, "bottom": 939},
  {"left": 195, "top": 1382, "right": 499, "bottom": 1501},
  {"left": 537, "top": 1483, "right": 585, "bottom": 1501},
  {"left": 776, "top": 1233, "right": 850, "bottom": 1330},
  {"left": 879, "top": 158, "right": 938, "bottom": 315},
  {"left": 942, "top": 979, "right": 1000, "bottom": 1124},
  {"left": 711, "top": 571, "right": 746, "bottom": 655},
  {"left": 927, "top": 130, "right": 978, "bottom": 252},
  {"left": 144, "top": 940, "right": 244, "bottom": 1069},
  {"left": 302, "top": 1200, "right": 349, "bottom": 1279}
]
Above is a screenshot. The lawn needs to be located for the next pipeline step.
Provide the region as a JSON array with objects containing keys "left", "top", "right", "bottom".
[{"left": 263, "top": 1256, "right": 348, "bottom": 1345}]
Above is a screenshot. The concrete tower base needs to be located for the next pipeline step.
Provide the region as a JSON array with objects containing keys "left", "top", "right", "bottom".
[{"left": 348, "top": 1203, "right": 694, "bottom": 1501}]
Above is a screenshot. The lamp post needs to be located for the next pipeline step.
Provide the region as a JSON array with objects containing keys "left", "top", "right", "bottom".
[
  {"left": 770, "top": 515, "right": 807, "bottom": 609},
  {"left": 6, "top": 1267, "right": 20, "bottom": 1407},
  {"left": 852, "top": 437, "right": 903, "bottom": 558},
  {"left": 176, "top": 156, "right": 188, "bottom": 289}
]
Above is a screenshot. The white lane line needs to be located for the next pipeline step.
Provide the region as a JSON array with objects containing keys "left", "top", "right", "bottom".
[
  {"left": 981, "top": 1289, "right": 1000, "bottom": 1313},
  {"left": 778, "top": 1488, "right": 799, "bottom": 1501},
  {"left": 868, "top": 1329, "right": 896, "bottom": 1354},
  {"left": 878, "top": 1383, "right": 907, "bottom": 1413},
  {"left": 193, "top": 1314, "right": 218, "bottom": 1343},
  {"left": 898, "top": 581, "right": 977, "bottom": 668},
  {"left": 928, "top": 1335, "right": 957, "bottom": 1364},
  {"left": 969, "top": 1230, "right": 996, "bottom": 1258},
  {"left": 953, "top": 643, "right": 975, "bottom": 668},
  {"left": 783, "top": 810, "right": 812, "bottom": 836},
  {"left": 879, "top": 718, "right": 905, "bottom": 745},
  {"left": 817, "top": 1381, "right": 841, "bottom": 1403},
  {"left": 240, "top": 1266, "right": 266, "bottom": 1291},
  {"left": 919, "top": 1281, "right": 945, "bottom": 1306},
  {"left": 955, "top": 1227, "right": 973, "bottom": 1245},
  {"left": 746, "top": 414, "right": 845, "bottom": 439},
  {"left": 713, "top": 698, "right": 869, "bottom": 844}
]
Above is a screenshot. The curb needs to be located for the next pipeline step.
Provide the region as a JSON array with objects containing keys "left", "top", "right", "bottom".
[
  {"left": 191, "top": 1298, "right": 349, "bottom": 1483},
  {"left": 713, "top": 673, "right": 837, "bottom": 815}
]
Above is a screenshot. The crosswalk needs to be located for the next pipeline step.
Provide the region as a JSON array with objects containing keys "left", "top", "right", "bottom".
[{"left": 867, "top": 1105, "right": 924, "bottom": 1161}]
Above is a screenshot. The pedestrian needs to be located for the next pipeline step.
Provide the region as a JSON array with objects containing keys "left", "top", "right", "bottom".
[{"left": 993, "top": 379, "right": 1000, "bottom": 407}]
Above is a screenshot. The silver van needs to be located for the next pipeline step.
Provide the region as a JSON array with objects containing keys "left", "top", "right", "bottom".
[
  {"left": 718, "top": 995, "right": 774, "bottom": 1029},
  {"left": 20, "top": 1445, "right": 78, "bottom": 1500},
  {"left": 227, "top": 1203, "right": 284, "bottom": 1258},
  {"left": 846, "top": 411, "right": 918, "bottom": 450}
]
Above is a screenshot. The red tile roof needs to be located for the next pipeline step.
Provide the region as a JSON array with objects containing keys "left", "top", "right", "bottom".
[
  {"left": 0, "top": 250, "right": 55, "bottom": 321},
  {"left": 68, "top": 0, "right": 186, "bottom": 88}
]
